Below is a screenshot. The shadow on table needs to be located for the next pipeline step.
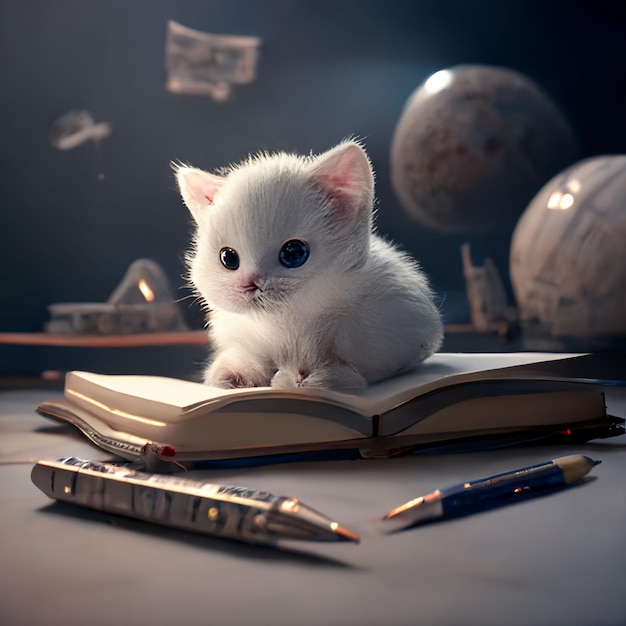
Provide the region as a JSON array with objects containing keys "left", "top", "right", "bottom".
[{"left": 38, "top": 500, "right": 362, "bottom": 569}]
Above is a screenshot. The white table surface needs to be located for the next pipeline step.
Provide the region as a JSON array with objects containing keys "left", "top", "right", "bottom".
[{"left": 1, "top": 386, "right": 625, "bottom": 626}]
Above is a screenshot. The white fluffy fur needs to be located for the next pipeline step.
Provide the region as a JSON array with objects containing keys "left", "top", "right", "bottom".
[{"left": 176, "top": 140, "right": 443, "bottom": 389}]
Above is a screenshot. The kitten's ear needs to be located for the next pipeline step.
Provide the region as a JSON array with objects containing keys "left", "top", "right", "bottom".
[
  {"left": 174, "top": 166, "right": 226, "bottom": 222},
  {"left": 309, "top": 142, "right": 374, "bottom": 220}
]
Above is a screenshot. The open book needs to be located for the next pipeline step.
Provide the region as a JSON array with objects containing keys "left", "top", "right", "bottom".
[{"left": 37, "top": 352, "right": 625, "bottom": 463}]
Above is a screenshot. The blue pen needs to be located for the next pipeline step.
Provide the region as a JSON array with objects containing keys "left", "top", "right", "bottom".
[{"left": 384, "top": 455, "right": 600, "bottom": 528}]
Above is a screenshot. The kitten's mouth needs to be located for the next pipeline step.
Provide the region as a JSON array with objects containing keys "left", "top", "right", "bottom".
[
  {"left": 232, "top": 279, "right": 294, "bottom": 311},
  {"left": 237, "top": 282, "right": 263, "bottom": 301}
]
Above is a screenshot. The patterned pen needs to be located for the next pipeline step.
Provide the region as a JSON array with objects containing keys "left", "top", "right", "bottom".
[{"left": 32, "top": 457, "right": 359, "bottom": 544}]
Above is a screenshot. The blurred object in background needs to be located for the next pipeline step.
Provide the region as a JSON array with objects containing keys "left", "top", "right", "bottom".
[
  {"left": 461, "top": 243, "right": 515, "bottom": 335},
  {"left": 510, "top": 155, "right": 626, "bottom": 339},
  {"left": 390, "top": 65, "right": 579, "bottom": 233},
  {"left": 165, "top": 20, "right": 261, "bottom": 102},
  {"left": 49, "top": 110, "right": 111, "bottom": 150},
  {"left": 46, "top": 259, "right": 190, "bottom": 335}
]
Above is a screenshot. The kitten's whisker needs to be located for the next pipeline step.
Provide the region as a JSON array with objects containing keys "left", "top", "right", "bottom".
[{"left": 174, "top": 294, "right": 197, "bottom": 304}]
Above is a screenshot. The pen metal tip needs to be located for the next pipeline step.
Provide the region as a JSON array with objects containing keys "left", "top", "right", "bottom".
[
  {"left": 331, "top": 523, "right": 360, "bottom": 543},
  {"left": 384, "top": 496, "right": 424, "bottom": 521}
]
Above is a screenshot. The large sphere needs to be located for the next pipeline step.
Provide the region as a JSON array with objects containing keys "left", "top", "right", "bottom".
[
  {"left": 390, "top": 65, "right": 580, "bottom": 233},
  {"left": 510, "top": 155, "right": 626, "bottom": 337}
]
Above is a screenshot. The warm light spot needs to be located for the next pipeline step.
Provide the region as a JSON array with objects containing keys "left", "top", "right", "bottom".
[
  {"left": 330, "top": 522, "right": 338, "bottom": 531},
  {"left": 548, "top": 191, "right": 575, "bottom": 210},
  {"left": 138, "top": 279, "right": 155, "bottom": 302},
  {"left": 207, "top": 507, "right": 220, "bottom": 521},
  {"left": 514, "top": 487, "right": 523, "bottom": 493},
  {"left": 559, "top": 193, "right": 574, "bottom": 210},
  {"left": 66, "top": 389, "right": 168, "bottom": 427},
  {"left": 280, "top": 498, "right": 300, "bottom": 513},
  {"left": 63, "top": 485, "right": 72, "bottom": 494},
  {"left": 566, "top": 178, "right": 581, "bottom": 193},
  {"left": 547, "top": 192, "right": 562, "bottom": 209},
  {"left": 423, "top": 70, "right": 454, "bottom": 94}
]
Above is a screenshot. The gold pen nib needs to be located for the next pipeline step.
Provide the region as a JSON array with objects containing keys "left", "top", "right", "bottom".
[
  {"left": 330, "top": 522, "right": 360, "bottom": 543},
  {"left": 267, "top": 500, "right": 360, "bottom": 543},
  {"left": 385, "top": 496, "right": 425, "bottom": 520},
  {"left": 383, "top": 490, "right": 443, "bottom": 528}
]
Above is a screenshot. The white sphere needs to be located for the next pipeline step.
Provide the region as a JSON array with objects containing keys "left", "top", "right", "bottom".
[{"left": 510, "top": 155, "right": 626, "bottom": 337}]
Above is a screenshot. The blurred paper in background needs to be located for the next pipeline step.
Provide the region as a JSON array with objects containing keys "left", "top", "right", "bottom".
[{"left": 165, "top": 20, "right": 261, "bottom": 102}]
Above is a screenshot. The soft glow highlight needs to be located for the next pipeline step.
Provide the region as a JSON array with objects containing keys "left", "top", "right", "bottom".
[
  {"left": 280, "top": 498, "right": 300, "bottom": 513},
  {"left": 138, "top": 279, "right": 155, "bottom": 302},
  {"left": 566, "top": 178, "right": 581, "bottom": 193},
  {"left": 559, "top": 193, "right": 574, "bottom": 209},
  {"left": 66, "top": 389, "right": 167, "bottom": 427},
  {"left": 547, "top": 191, "right": 575, "bottom": 210},
  {"left": 547, "top": 192, "right": 562, "bottom": 209},
  {"left": 423, "top": 70, "right": 454, "bottom": 94}
]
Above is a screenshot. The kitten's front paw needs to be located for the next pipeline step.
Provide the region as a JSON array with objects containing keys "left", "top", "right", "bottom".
[
  {"left": 271, "top": 364, "right": 366, "bottom": 390},
  {"left": 271, "top": 368, "right": 307, "bottom": 389},
  {"left": 204, "top": 355, "right": 274, "bottom": 388},
  {"left": 206, "top": 369, "right": 259, "bottom": 389}
]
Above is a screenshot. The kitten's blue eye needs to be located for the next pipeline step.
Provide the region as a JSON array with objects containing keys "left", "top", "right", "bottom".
[
  {"left": 279, "top": 239, "right": 310, "bottom": 268},
  {"left": 220, "top": 247, "right": 240, "bottom": 270}
]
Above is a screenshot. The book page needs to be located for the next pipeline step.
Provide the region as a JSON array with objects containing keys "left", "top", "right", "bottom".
[
  {"left": 67, "top": 371, "right": 363, "bottom": 422},
  {"left": 68, "top": 371, "right": 260, "bottom": 413},
  {"left": 337, "top": 352, "right": 587, "bottom": 416},
  {"left": 66, "top": 353, "right": 585, "bottom": 424}
]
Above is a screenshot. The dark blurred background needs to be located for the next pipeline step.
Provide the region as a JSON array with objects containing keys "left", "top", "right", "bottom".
[{"left": 1, "top": 0, "right": 624, "bottom": 375}]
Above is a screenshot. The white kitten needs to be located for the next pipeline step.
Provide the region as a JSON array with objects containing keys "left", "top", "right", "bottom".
[{"left": 176, "top": 140, "right": 443, "bottom": 390}]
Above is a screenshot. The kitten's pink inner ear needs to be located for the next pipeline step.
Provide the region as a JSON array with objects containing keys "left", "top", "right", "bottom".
[
  {"left": 176, "top": 168, "right": 225, "bottom": 218},
  {"left": 310, "top": 143, "right": 374, "bottom": 220}
]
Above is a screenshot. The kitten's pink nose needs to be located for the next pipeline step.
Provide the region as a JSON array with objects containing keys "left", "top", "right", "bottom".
[{"left": 236, "top": 276, "right": 262, "bottom": 300}]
